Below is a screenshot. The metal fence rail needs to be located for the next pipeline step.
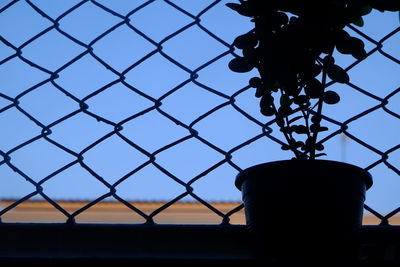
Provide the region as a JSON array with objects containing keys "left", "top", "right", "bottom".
[{"left": 0, "top": 0, "right": 399, "bottom": 225}]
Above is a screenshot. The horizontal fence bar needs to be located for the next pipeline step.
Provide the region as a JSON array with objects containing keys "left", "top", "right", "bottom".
[{"left": 1, "top": 223, "right": 400, "bottom": 264}]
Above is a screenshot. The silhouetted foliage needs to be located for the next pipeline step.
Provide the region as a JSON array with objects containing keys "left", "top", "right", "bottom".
[{"left": 227, "top": 0, "right": 400, "bottom": 159}]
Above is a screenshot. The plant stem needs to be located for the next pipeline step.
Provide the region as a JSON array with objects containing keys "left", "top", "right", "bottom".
[
  {"left": 301, "top": 108, "right": 311, "bottom": 139},
  {"left": 309, "top": 46, "right": 334, "bottom": 160},
  {"left": 254, "top": 16, "right": 302, "bottom": 159},
  {"left": 271, "top": 103, "right": 301, "bottom": 159}
]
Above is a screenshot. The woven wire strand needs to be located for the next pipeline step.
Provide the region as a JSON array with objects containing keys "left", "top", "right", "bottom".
[{"left": 0, "top": 0, "right": 399, "bottom": 225}]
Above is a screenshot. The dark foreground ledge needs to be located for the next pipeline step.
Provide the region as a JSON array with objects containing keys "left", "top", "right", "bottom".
[{"left": 1, "top": 223, "right": 400, "bottom": 266}]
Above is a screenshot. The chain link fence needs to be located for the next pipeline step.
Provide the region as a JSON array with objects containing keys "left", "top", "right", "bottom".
[{"left": 0, "top": 0, "right": 399, "bottom": 225}]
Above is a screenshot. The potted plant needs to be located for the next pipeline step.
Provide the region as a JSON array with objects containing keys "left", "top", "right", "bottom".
[{"left": 226, "top": 0, "right": 399, "bottom": 263}]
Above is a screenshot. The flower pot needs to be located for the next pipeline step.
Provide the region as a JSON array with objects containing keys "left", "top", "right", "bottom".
[{"left": 235, "top": 159, "right": 373, "bottom": 263}]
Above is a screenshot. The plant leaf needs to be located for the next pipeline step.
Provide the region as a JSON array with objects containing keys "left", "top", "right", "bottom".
[
  {"left": 368, "top": 0, "right": 400, "bottom": 12},
  {"left": 255, "top": 86, "right": 266, "bottom": 98},
  {"left": 323, "top": 90, "right": 340, "bottom": 104},
  {"left": 318, "top": 126, "right": 328, "bottom": 132},
  {"left": 288, "top": 115, "right": 303, "bottom": 124},
  {"left": 294, "top": 141, "right": 305, "bottom": 148},
  {"left": 335, "top": 30, "right": 352, "bottom": 54},
  {"left": 315, "top": 143, "right": 324, "bottom": 151},
  {"left": 349, "top": 37, "right": 365, "bottom": 50},
  {"left": 349, "top": 37, "right": 367, "bottom": 60},
  {"left": 293, "top": 95, "right": 308, "bottom": 105},
  {"left": 233, "top": 33, "right": 257, "bottom": 49},
  {"left": 228, "top": 57, "right": 254, "bottom": 73},
  {"left": 260, "top": 95, "right": 274, "bottom": 116},
  {"left": 323, "top": 55, "right": 335, "bottom": 66},
  {"left": 260, "top": 94, "right": 274, "bottom": 107},
  {"left": 249, "top": 77, "right": 262, "bottom": 88},
  {"left": 336, "top": 36, "right": 367, "bottom": 60},
  {"left": 276, "top": 117, "right": 285, "bottom": 127},
  {"left": 309, "top": 63, "right": 322, "bottom": 77},
  {"left": 225, "top": 3, "right": 254, "bottom": 17},
  {"left": 226, "top": 3, "right": 241, "bottom": 11},
  {"left": 280, "top": 126, "right": 293, "bottom": 134},
  {"left": 260, "top": 106, "right": 275, "bottom": 116},
  {"left": 281, "top": 144, "right": 291, "bottom": 150},
  {"left": 278, "top": 106, "right": 293, "bottom": 116},
  {"left": 304, "top": 78, "right": 324, "bottom": 98},
  {"left": 292, "top": 125, "right": 308, "bottom": 134},
  {"left": 360, "top": 5, "right": 372, "bottom": 16},
  {"left": 311, "top": 115, "right": 321, "bottom": 124},
  {"left": 242, "top": 47, "right": 257, "bottom": 60},
  {"left": 280, "top": 95, "right": 291, "bottom": 106},
  {"left": 310, "top": 124, "right": 328, "bottom": 133},
  {"left": 352, "top": 17, "right": 364, "bottom": 27},
  {"left": 327, "top": 65, "right": 349, "bottom": 84},
  {"left": 352, "top": 48, "right": 367, "bottom": 60}
]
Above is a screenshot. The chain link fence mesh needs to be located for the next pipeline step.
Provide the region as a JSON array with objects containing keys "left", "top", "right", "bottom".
[{"left": 0, "top": 0, "right": 399, "bottom": 225}]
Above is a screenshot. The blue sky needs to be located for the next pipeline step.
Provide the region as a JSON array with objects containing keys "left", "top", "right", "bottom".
[{"left": 0, "top": 1, "right": 399, "bottom": 217}]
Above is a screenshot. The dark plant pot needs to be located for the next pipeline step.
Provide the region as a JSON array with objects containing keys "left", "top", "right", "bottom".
[{"left": 235, "top": 159, "right": 373, "bottom": 263}]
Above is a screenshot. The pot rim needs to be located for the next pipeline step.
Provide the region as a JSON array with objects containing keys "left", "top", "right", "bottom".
[{"left": 235, "top": 159, "right": 373, "bottom": 190}]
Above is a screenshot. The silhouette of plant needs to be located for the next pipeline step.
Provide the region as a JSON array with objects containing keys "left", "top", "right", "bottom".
[{"left": 227, "top": 0, "right": 400, "bottom": 159}]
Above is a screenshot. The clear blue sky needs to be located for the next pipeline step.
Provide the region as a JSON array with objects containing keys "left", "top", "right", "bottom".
[{"left": 0, "top": 1, "right": 399, "bottom": 216}]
